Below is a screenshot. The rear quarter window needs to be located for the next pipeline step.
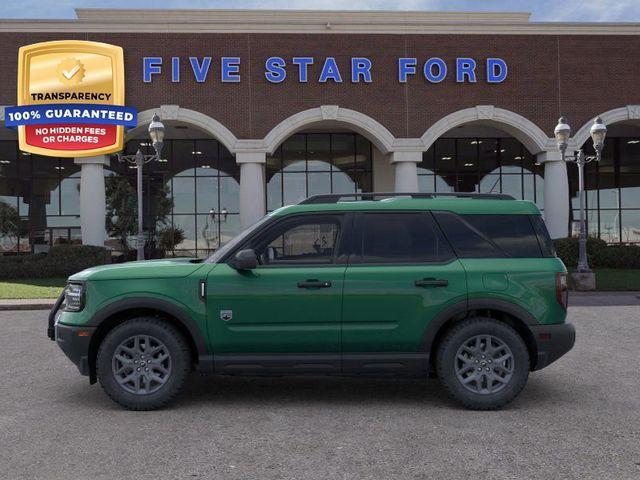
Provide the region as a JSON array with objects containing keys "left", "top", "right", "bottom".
[{"left": 434, "top": 212, "right": 548, "bottom": 258}]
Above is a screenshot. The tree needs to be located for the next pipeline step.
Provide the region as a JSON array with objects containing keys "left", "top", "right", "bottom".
[
  {"left": 104, "top": 176, "right": 173, "bottom": 253},
  {"left": 0, "top": 201, "right": 20, "bottom": 240}
]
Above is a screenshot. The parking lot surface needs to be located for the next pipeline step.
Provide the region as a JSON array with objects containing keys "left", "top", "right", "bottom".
[{"left": 0, "top": 307, "right": 638, "bottom": 480}]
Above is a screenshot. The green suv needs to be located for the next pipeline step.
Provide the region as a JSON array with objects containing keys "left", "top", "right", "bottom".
[{"left": 49, "top": 193, "right": 574, "bottom": 411}]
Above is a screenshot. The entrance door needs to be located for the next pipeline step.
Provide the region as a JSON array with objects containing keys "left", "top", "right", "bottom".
[
  {"left": 207, "top": 213, "right": 349, "bottom": 372},
  {"left": 341, "top": 212, "right": 467, "bottom": 372}
]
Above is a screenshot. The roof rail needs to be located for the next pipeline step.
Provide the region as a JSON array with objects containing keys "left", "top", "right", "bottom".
[{"left": 299, "top": 192, "right": 515, "bottom": 204}]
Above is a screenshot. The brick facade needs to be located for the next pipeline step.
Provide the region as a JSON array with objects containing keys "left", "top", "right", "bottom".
[{"left": 0, "top": 31, "right": 638, "bottom": 140}]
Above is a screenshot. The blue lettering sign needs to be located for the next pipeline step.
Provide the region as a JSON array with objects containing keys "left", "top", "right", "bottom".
[
  {"left": 292, "top": 57, "right": 314, "bottom": 82},
  {"left": 487, "top": 58, "right": 508, "bottom": 83},
  {"left": 456, "top": 58, "right": 477, "bottom": 83},
  {"left": 143, "top": 57, "right": 162, "bottom": 83},
  {"left": 221, "top": 57, "right": 240, "bottom": 83},
  {"left": 171, "top": 57, "right": 180, "bottom": 83},
  {"left": 319, "top": 57, "right": 342, "bottom": 83},
  {"left": 189, "top": 57, "right": 211, "bottom": 83},
  {"left": 351, "top": 57, "right": 372, "bottom": 83},
  {"left": 424, "top": 58, "right": 447, "bottom": 83},
  {"left": 265, "top": 56, "right": 287, "bottom": 83},
  {"left": 398, "top": 58, "right": 417, "bottom": 83}
]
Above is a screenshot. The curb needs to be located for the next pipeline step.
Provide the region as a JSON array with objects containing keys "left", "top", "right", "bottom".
[{"left": 0, "top": 301, "right": 56, "bottom": 311}]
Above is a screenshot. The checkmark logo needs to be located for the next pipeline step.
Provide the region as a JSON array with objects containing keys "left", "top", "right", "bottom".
[
  {"left": 62, "top": 64, "right": 80, "bottom": 79},
  {"left": 56, "top": 58, "right": 85, "bottom": 85}
]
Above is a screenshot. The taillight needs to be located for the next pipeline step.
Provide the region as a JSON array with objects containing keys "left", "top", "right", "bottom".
[{"left": 556, "top": 272, "right": 568, "bottom": 309}]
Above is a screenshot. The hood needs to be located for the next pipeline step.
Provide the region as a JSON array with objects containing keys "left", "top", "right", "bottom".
[{"left": 68, "top": 258, "right": 208, "bottom": 282}]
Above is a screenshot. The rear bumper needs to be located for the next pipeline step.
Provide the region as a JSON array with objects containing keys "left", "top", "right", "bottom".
[
  {"left": 54, "top": 322, "right": 95, "bottom": 376},
  {"left": 530, "top": 322, "right": 576, "bottom": 371}
]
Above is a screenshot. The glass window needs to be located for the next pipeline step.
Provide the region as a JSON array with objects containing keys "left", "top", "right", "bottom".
[
  {"left": 358, "top": 212, "right": 454, "bottom": 264},
  {"left": 172, "top": 177, "right": 195, "bottom": 214},
  {"left": 258, "top": 218, "right": 341, "bottom": 265},
  {"left": 307, "top": 134, "right": 331, "bottom": 171},
  {"left": 266, "top": 133, "right": 373, "bottom": 211},
  {"left": 173, "top": 140, "right": 195, "bottom": 176},
  {"left": 621, "top": 210, "right": 640, "bottom": 244},
  {"left": 463, "top": 214, "right": 544, "bottom": 258},
  {"left": 434, "top": 211, "right": 504, "bottom": 258},
  {"left": 531, "top": 215, "right": 556, "bottom": 257}
]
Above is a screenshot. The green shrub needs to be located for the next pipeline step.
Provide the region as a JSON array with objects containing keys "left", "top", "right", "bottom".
[
  {"left": 554, "top": 237, "right": 640, "bottom": 269},
  {"left": 0, "top": 245, "right": 110, "bottom": 279}
]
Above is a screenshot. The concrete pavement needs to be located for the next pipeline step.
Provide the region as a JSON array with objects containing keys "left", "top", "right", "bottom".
[{"left": 0, "top": 307, "right": 639, "bottom": 479}]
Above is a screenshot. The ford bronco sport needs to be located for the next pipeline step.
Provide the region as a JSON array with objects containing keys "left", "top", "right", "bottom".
[{"left": 49, "top": 192, "right": 575, "bottom": 411}]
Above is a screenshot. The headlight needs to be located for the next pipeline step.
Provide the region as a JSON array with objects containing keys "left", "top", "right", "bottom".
[{"left": 64, "top": 282, "right": 85, "bottom": 312}]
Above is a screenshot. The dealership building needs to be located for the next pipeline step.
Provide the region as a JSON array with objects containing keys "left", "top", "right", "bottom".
[{"left": 0, "top": 9, "right": 640, "bottom": 256}]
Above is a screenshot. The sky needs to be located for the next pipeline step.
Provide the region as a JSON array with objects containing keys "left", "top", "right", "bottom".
[{"left": 0, "top": 0, "right": 639, "bottom": 22}]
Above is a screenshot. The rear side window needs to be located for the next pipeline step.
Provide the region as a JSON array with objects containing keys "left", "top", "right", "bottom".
[
  {"left": 433, "top": 212, "right": 505, "bottom": 258},
  {"left": 435, "top": 212, "right": 547, "bottom": 258},
  {"left": 530, "top": 215, "right": 557, "bottom": 257},
  {"left": 357, "top": 212, "right": 454, "bottom": 264}
]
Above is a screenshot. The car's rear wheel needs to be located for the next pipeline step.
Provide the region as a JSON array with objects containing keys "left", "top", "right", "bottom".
[
  {"left": 436, "top": 317, "right": 530, "bottom": 410},
  {"left": 96, "top": 317, "right": 191, "bottom": 410}
]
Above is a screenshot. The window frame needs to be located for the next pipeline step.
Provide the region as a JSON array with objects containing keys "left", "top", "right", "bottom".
[{"left": 349, "top": 211, "right": 457, "bottom": 266}]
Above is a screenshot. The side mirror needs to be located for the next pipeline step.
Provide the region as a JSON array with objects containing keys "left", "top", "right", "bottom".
[{"left": 229, "top": 249, "right": 258, "bottom": 271}]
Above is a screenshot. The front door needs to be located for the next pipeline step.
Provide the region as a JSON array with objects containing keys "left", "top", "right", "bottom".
[
  {"left": 341, "top": 212, "right": 467, "bottom": 372},
  {"left": 207, "top": 213, "right": 349, "bottom": 371}
]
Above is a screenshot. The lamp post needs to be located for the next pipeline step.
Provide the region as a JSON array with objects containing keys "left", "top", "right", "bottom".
[
  {"left": 117, "top": 114, "right": 166, "bottom": 261},
  {"left": 554, "top": 116, "right": 607, "bottom": 273}
]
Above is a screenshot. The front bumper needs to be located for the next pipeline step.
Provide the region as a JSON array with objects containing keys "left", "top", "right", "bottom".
[
  {"left": 530, "top": 322, "right": 576, "bottom": 370},
  {"left": 54, "top": 322, "right": 96, "bottom": 376},
  {"left": 48, "top": 292, "right": 94, "bottom": 376}
]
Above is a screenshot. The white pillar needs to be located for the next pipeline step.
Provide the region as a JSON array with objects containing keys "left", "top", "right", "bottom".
[
  {"left": 237, "top": 151, "right": 266, "bottom": 229},
  {"left": 538, "top": 151, "right": 569, "bottom": 239},
  {"left": 391, "top": 151, "right": 421, "bottom": 192},
  {"left": 74, "top": 155, "right": 109, "bottom": 246}
]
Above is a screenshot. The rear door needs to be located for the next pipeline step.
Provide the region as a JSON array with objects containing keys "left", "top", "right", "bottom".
[{"left": 341, "top": 211, "right": 467, "bottom": 371}]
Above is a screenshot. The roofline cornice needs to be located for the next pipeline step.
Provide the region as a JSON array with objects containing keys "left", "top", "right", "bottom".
[{"left": 0, "top": 9, "right": 638, "bottom": 35}]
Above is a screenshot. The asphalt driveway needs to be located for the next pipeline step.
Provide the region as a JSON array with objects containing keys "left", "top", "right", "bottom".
[{"left": 0, "top": 307, "right": 638, "bottom": 480}]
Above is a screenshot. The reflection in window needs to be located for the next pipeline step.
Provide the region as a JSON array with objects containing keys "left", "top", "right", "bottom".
[
  {"left": 0, "top": 143, "right": 82, "bottom": 253},
  {"left": 266, "top": 133, "right": 373, "bottom": 211},
  {"left": 260, "top": 220, "right": 339, "bottom": 265},
  {"left": 116, "top": 138, "right": 240, "bottom": 257},
  {"left": 569, "top": 137, "right": 640, "bottom": 244},
  {"left": 419, "top": 138, "right": 543, "bottom": 208}
]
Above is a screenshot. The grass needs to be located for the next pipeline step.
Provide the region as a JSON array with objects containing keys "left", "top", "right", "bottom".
[
  {"left": 0, "top": 277, "right": 67, "bottom": 299},
  {"left": 0, "top": 268, "right": 639, "bottom": 300}
]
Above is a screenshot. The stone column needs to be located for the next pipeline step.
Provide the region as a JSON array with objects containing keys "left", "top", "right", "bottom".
[
  {"left": 538, "top": 151, "right": 569, "bottom": 239},
  {"left": 237, "top": 151, "right": 266, "bottom": 229},
  {"left": 391, "top": 151, "right": 422, "bottom": 192},
  {"left": 74, "top": 155, "right": 109, "bottom": 246}
]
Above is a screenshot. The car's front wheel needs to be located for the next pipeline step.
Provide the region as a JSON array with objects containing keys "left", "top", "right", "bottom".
[
  {"left": 436, "top": 318, "right": 530, "bottom": 410},
  {"left": 96, "top": 317, "right": 191, "bottom": 410}
]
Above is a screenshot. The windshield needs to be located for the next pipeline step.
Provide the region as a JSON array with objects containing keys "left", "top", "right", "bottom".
[{"left": 205, "top": 214, "right": 273, "bottom": 263}]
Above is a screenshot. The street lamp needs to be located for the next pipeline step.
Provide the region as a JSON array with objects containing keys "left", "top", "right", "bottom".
[
  {"left": 554, "top": 116, "right": 607, "bottom": 273},
  {"left": 117, "top": 113, "right": 166, "bottom": 261}
]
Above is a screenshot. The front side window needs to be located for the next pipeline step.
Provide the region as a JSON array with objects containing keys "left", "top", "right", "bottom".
[
  {"left": 357, "top": 212, "right": 454, "bottom": 264},
  {"left": 254, "top": 216, "right": 341, "bottom": 265}
]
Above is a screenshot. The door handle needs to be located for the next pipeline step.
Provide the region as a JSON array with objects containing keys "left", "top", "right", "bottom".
[
  {"left": 415, "top": 278, "right": 448, "bottom": 287},
  {"left": 297, "top": 279, "right": 332, "bottom": 289}
]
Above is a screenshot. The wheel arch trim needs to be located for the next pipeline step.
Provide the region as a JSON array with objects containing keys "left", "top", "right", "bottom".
[{"left": 421, "top": 298, "right": 539, "bottom": 353}]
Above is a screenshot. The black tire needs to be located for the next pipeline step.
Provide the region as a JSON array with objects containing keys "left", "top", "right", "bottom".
[
  {"left": 96, "top": 317, "right": 191, "bottom": 411},
  {"left": 436, "top": 317, "right": 530, "bottom": 410}
]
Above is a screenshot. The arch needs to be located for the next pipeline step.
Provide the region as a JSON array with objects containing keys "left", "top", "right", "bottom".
[
  {"left": 127, "top": 106, "right": 239, "bottom": 154},
  {"left": 420, "top": 106, "right": 552, "bottom": 154},
  {"left": 572, "top": 105, "right": 640, "bottom": 148},
  {"left": 263, "top": 105, "right": 396, "bottom": 155}
]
